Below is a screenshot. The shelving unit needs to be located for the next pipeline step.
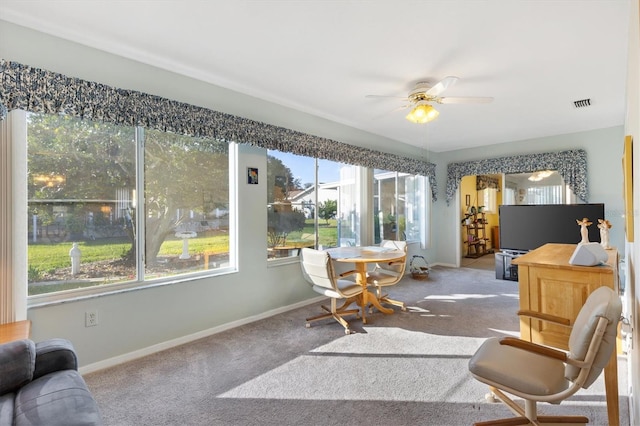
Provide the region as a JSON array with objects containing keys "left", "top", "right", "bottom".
[{"left": 463, "top": 212, "right": 489, "bottom": 258}]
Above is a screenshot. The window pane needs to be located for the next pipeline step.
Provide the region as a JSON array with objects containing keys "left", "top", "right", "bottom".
[
  {"left": 27, "top": 113, "right": 137, "bottom": 295},
  {"left": 525, "top": 185, "right": 563, "bottom": 204},
  {"left": 482, "top": 188, "right": 498, "bottom": 213},
  {"left": 266, "top": 152, "right": 315, "bottom": 258},
  {"left": 266, "top": 151, "right": 355, "bottom": 257},
  {"left": 404, "top": 175, "right": 427, "bottom": 243},
  {"left": 374, "top": 170, "right": 428, "bottom": 245},
  {"left": 333, "top": 162, "right": 360, "bottom": 248},
  {"left": 144, "top": 129, "right": 229, "bottom": 278},
  {"left": 373, "top": 170, "right": 406, "bottom": 244}
]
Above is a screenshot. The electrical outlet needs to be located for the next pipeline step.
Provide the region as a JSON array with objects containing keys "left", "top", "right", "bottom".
[{"left": 85, "top": 311, "right": 98, "bottom": 327}]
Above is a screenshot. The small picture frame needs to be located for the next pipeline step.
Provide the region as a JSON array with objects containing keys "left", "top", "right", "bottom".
[
  {"left": 247, "top": 167, "right": 259, "bottom": 184},
  {"left": 465, "top": 194, "right": 471, "bottom": 207}
]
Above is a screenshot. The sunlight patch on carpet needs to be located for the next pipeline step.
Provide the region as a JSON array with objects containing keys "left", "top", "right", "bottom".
[{"left": 218, "top": 328, "right": 488, "bottom": 402}]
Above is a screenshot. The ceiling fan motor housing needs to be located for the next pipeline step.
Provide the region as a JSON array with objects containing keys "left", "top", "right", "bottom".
[{"left": 408, "top": 82, "right": 438, "bottom": 103}]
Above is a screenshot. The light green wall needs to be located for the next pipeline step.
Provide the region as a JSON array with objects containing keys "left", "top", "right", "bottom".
[
  {"left": 430, "top": 126, "right": 626, "bottom": 266},
  {"left": 0, "top": 20, "right": 628, "bottom": 372},
  {"left": 0, "top": 20, "right": 430, "bottom": 368}
]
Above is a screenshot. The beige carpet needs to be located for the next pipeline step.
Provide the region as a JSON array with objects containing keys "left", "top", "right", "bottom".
[
  {"left": 84, "top": 265, "right": 629, "bottom": 426},
  {"left": 460, "top": 253, "right": 496, "bottom": 271}
]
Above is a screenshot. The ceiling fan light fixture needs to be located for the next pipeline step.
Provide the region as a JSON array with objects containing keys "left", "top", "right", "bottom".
[
  {"left": 405, "top": 101, "right": 439, "bottom": 124},
  {"left": 528, "top": 170, "right": 554, "bottom": 181}
]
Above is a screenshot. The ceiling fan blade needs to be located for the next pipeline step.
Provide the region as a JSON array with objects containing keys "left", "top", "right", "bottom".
[
  {"left": 369, "top": 104, "right": 410, "bottom": 120},
  {"left": 365, "top": 94, "right": 408, "bottom": 100},
  {"left": 426, "top": 76, "right": 459, "bottom": 96},
  {"left": 439, "top": 96, "right": 494, "bottom": 104},
  {"left": 391, "top": 105, "right": 411, "bottom": 113}
]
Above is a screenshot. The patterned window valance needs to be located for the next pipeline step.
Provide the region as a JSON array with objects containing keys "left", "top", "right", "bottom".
[
  {"left": 446, "top": 149, "right": 588, "bottom": 204},
  {"left": 476, "top": 175, "right": 499, "bottom": 190},
  {"left": 0, "top": 60, "right": 437, "bottom": 201}
]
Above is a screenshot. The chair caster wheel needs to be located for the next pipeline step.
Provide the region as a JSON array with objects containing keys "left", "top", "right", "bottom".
[
  {"left": 401, "top": 306, "right": 407, "bottom": 311},
  {"left": 485, "top": 392, "right": 498, "bottom": 403},
  {"left": 345, "top": 329, "right": 352, "bottom": 335}
]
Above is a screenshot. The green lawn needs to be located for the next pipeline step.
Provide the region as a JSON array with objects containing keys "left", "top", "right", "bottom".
[
  {"left": 28, "top": 234, "right": 230, "bottom": 274},
  {"left": 29, "top": 239, "right": 132, "bottom": 274},
  {"left": 28, "top": 220, "right": 336, "bottom": 289},
  {"left": 287, "top": 219, "right": 338, "bottom": 247}
]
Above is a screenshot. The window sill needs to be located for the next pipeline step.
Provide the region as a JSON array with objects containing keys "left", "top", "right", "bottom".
[{"left": 27, "top": 266, "right": 237, "bottom": 309}]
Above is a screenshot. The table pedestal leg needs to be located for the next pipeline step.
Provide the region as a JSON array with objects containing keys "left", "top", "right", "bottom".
[
  {"left": 363, "top": 289, "right": 394, "bottom": 315},
  {"left": 355, "top": 264, "right": 393, "bottom": 315}
]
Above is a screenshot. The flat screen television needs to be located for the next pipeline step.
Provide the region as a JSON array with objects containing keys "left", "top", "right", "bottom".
[{"left": 498, "top": 203, "right": 605, "bottom": 253}]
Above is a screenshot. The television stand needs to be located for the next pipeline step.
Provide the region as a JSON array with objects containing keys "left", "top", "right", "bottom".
[{"left": 495, "top": 250, "right": 528, "bottom": 280}]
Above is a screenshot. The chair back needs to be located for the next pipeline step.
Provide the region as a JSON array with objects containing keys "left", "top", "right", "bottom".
[
  {"left": 300, "top": 248, "right": 339, "bottom": 293},
  {"left": 565, "top": 286, "right": 622, "bottom": 388},
  {"left": 376, "top": 240, "right": 408, "bottom": 276}
]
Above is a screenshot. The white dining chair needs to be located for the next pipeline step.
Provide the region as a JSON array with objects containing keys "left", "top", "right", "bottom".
[
  {"left": 366, "top": 240, "right": 407, "bottom": 312},
  {"left": 300, "top": 248, "right": 364, "bottom": 334}
]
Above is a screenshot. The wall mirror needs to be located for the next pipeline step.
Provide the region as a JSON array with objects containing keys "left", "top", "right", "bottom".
[{"left": 503, "top": 170, "right": 577, "bottom": 205}]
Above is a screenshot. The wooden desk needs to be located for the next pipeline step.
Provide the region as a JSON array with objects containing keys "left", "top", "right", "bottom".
[
  {"left": 513, "top": 243, "right": 620, "bottom": 426},
  {"left": 0, "top": 320, "right": 31, "bottom": 344},
  {"left": 326, "top": 246, "right": 406, "bottom": 319}
]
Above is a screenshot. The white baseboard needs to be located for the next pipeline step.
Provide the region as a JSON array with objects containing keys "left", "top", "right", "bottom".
[
  {"left": 432, "top": 262, "right": 456, "bottom": 268},
  {"left": 79, "top": 296, "right": 324, "bottom": 375}
]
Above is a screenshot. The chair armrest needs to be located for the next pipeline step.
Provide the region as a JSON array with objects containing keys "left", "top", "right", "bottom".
[
  {"left": 339, "top": 269, "right": 358, "bottom": 278},
  {"left": 499, "top": 337, "right": 568, "bottom": 362},
  {"left": 0, "top": 339, "right": 35, "bottom": 394},
  {"left": 517, "top": 310, "right": 571, "bottom": 327},
  {"left": 33, "top": 338, "right": 78, "bottom": 380}
]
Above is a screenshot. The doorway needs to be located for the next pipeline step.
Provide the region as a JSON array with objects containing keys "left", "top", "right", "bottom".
[{"left": 459, "top": 174, "right": 501, "bottom": 263}]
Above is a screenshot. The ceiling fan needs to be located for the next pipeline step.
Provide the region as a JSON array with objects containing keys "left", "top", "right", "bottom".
[{"left": 367, "top": 76, "right": 493, "bottom": 124}]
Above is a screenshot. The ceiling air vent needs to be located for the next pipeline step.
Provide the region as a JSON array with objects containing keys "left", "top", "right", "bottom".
[{"left": 573, "top": 98, "right": 591, "bottom": 108}]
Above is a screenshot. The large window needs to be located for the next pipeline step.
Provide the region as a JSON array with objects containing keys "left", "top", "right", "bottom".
[
  {"left": 26, "top": 112, "right": 232, "bottom": 296},
  {"left": 143, "top": 129, "right": 230, "bottom": 279},
  {"left": 267, "top": 151, "right": 429, "bottom": 259},
  {"left": 266, "top": 150, "right": 358, "bottom": 258},
  {"left": 374, "top": 170, "right": 429, "bottom": 244}
]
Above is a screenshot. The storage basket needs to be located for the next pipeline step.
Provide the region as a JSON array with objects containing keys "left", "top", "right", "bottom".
[{"left": 410, "top": 255, "right": 430, "bottom": 280}]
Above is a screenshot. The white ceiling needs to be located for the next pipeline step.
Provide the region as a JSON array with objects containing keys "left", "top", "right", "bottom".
[{"left": 0, "top": 0, "right": 631, "bottom": 152}]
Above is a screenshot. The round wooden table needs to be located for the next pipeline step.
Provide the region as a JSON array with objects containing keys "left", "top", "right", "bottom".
[{"left": 326, "top": 246, "right": 406, "bottom": 317}]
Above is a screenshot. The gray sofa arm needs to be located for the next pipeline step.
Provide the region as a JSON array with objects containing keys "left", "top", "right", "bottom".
[
  {"left": 0, "top": 339, "right": 35, "bottom": 394},
  {"left": 32, "top": 338, "right": 78, "bottom": 380}
]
